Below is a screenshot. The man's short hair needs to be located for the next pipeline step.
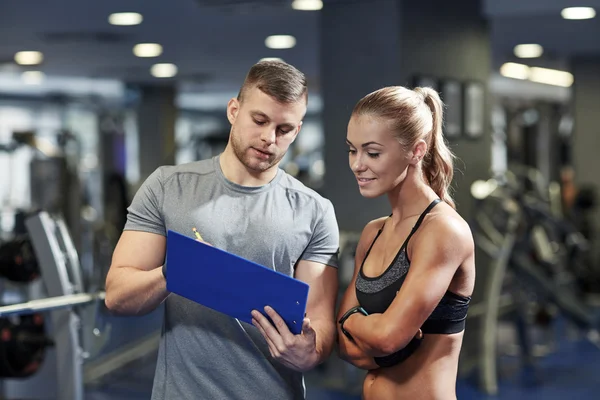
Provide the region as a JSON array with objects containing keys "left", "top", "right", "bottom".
[{"left": 238, "top": 60, "right": 308, "bottom": 104}]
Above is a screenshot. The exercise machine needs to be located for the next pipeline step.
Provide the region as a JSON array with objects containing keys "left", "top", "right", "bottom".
[
  {"left": 471, "top": 167, "right": 600, "bottom": 395},
  {"left": 0, "top": 211, "right": 109, "bottom": 400}
]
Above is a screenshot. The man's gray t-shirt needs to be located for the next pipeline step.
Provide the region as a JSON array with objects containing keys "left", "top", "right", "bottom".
[{"left": 124, "top": 155, "right": 340, "bottom": 400}]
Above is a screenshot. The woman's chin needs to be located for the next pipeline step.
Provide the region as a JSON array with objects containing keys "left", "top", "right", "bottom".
[{"left": 358, "top": 187, "right": 383, "bottom": 199}]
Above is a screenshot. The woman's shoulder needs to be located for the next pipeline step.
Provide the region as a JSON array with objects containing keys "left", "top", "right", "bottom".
[
  {"left": 366, "top": 216, "right": 388, "bottom": 231},
  {"left": 356, "top": 216, "right": 389, "bottom": 251},
  {"left": 419, "top": 204, "right": 474, "bottom": 251}
]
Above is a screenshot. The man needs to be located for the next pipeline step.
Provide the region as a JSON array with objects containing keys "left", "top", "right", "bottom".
[{"left": 104, "top": 60, "right": 340, "bottom": 400}]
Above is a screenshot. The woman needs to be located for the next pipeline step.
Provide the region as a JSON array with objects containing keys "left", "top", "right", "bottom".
[{"left": 337, "top": 86, "right": 475, "bottom": 399}]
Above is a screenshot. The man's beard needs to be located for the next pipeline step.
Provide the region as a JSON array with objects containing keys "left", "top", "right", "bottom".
[{"left": 230, "top": 128, "right": 281, "bottom": 172}]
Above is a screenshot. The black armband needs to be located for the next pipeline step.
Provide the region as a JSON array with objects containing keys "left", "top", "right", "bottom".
[{"left": 338, "top": 306, "right": 368, "bottom": 341}]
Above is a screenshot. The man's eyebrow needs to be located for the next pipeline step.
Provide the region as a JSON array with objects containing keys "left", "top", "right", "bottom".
[
  {"left": 250, "top": 110, "right": 269, "bottom": 119},
  {"left": 251, "top": 111, "right": 296, "bottom": 129},
  {"left": 279, "top": 122, "right": 296, "bottom": 130}
]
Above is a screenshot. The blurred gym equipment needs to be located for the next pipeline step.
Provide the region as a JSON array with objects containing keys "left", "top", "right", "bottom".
[
  {"left": 0, "top": 237, "right": 40, "bottom": 283},
  {"left": 471, "top": 166, "right": 600, "bottom": 395},
  {"left": 0, "top": 211, "right": 109, "bottom": 399},
  {"left": 0, "top": 313, "right": 52, "bottom": 379}
]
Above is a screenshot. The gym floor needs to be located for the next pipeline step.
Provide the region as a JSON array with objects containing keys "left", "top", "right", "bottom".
[{"left": 85, "top": 320, "right": 600, "bottom": 400}]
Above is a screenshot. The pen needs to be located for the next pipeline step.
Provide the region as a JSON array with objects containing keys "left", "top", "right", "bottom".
[{"left": 192, "top": 227, "right": 204, "bottom": 241}]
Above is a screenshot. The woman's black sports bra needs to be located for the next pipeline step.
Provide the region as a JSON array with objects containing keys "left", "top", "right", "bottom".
[{"left": 355, "top": 199, "right": 471, "bottom": 367}]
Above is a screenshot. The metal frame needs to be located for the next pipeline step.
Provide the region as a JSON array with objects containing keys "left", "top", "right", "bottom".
[
  {"left": 3, "top": 211, "right": 108, "bottom": 400},
  {"left": 474, "top": 195, "right": 522, "bottom": 395},
  {"left": 473, "top": 181, "right": 597, "bottom": 395},
  {"left": 25, "top": 211, "right": 86, "bottom": 400},
  {"left": 0, "top": 292, "right": 104, "bottom": 317}
]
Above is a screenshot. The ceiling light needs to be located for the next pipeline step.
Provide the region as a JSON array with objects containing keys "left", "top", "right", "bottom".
[
  {"left": 265, "top": 35, "right": 296, "bottom": 49},
  {"left": 108, "top": 12, "right": 143, "bottom": 26},
  {"left": 500, "top": 62, "right": 530, "bottom": 80},
  {"left": 514, "top": 44, "right": 543, "bottom": 58},
  {"left": 14, "top": 51, "right": 44, "bottom": 66},
  {"left": 260, "top": 57, "right": 284, "bottom": 62},
  {"left": 21, "top": 71, "right": 45, "bottom": 85},
  {"left": 529, "top": 67, "right": 574, "bottom": 87},
  {"left": 561, "top": 7, "right": 596, "bottom": 20},
  {"left": 292, "top": 0, "right": 323, "bottom": 11},
  {"left": 133, "top": 43, "right": 163, "bottom": 58},
  {"left": 151, "top": 63, "right": 178, "bottom": 78}
]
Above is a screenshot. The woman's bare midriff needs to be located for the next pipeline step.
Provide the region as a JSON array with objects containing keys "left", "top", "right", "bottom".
[{"left": 362, "top": 333, "right": 464, "bottom": 400}]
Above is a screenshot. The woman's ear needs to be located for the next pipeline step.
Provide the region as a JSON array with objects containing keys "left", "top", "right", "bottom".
[{"left": 410, "top": 139, "right": 428, "bottom": 165}]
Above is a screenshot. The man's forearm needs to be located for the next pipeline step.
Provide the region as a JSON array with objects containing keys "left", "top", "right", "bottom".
[
  {"left": 311, "top": 319, "right": 337, "bottom": 365},
  {"left": 105, "top": 266, "right": 170, "bottom": 316}
]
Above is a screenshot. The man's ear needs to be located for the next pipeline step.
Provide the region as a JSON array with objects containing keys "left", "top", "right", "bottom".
[{"left": 227, "top": 98, "right": 240, "bottom": 125}]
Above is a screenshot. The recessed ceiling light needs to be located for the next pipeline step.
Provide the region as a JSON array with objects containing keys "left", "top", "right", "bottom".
[
  {"left": 500, "top": 62, "right": 530, "bottom": 80},
  {"left": 14, "top": 51, "right": 44, "bottom": 66},
  {"left": 133, "top": 43, "right": 163, "bottom": 58},
  {"left": 514, "top": 44, "right": 543, "bottom": 58},
  {"left": 561, "top": 7, "right": 596, "bottom": 20},
  {"left": 265, "top": 35, "right": 296, "bottom": 49},
  {"left": 21, "top": 71, "right": 45, "bottom": 85},
  {"left": 151, "top": 63, "right": 178, "bottom": 78},
  {"left": 500, "top": 62, "right": 574, "bottom": 87},
  {"left": 292, "top": 0, "right": 323, "bottom": 11},
  {"left": 529, "top": 67, "right": 574, "bottom": 87},
  {"left": 109, "top": 12, "right": 143, "bottom": 26},
  {"left": 260, "top": 57, "right": 284, "bottom": 62}
]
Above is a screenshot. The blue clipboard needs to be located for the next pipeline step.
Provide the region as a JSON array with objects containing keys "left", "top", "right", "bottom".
[{"left": 165, "top": 230, "right": 309, "bottom": 335}]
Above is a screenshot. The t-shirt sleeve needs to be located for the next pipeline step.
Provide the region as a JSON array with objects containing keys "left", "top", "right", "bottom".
[
  {"left": 301, "top": 199, "right": 340, "bottom": 268},
  {"left": 123, "top": 167, "right": 166, "bottom": 237}
]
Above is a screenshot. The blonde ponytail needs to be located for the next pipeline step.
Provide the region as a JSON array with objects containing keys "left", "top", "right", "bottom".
[{"left": 414, "top": 87, "right": 456, "bottom": 209}]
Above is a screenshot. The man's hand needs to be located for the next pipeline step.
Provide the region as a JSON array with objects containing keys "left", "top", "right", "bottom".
[{"left": 251, "top": 306, "right": 318, "bottom": 372}]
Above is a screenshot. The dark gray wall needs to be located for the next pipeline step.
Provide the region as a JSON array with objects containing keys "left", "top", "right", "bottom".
[
  {"left": 572, "top": 56, "right": 600, "bottom": 250},
  {"left": 321, "top": 0, "right": 491, "bottom": 231},
  {"left": 320, "top": 0, "right": 402, "bottom": 231},
  {"left": 399, "top": 0, "right": 492, "bottom": 224},
  {"left": 136, "top": 85, "right": 177, "bottom": 183}
]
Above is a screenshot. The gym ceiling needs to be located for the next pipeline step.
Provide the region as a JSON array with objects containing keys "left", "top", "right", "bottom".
[{"left": 0, "top": 0, "right": 598, "bottom": 94}]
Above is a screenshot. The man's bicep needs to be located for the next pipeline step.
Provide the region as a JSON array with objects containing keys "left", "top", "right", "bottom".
[
  {"left": 110, "top": 230, "right": 167, "bottom": 273},
  {"left": 302, "top": 200, "right": 340, "bottom": 268},
  {"left": 294, "top": 260, "right": 338, "bottom": 320},
  {"left": 124, "top": 167, "right": 166, "bottom": 236}
]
